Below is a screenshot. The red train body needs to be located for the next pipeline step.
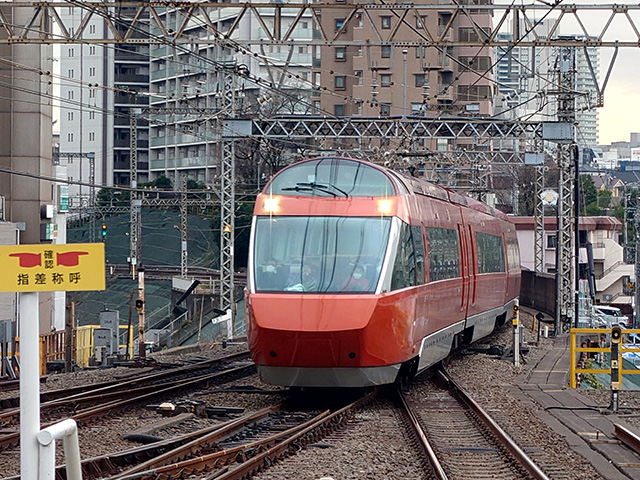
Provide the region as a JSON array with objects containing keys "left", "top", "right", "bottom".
[{"left": 246, "top": 157, "right": 520, "bottom": 387}]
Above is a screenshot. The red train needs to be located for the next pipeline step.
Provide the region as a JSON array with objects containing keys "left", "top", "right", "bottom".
[{"left": 245, "top": 157, "right": 520, "bottom": 388}]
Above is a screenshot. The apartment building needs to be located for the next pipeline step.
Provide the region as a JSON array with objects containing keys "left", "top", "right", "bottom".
[
  {"left": 60, "top": 7, "right": 149, "bottom": 204},
  {"left": 147, "top": 7, "right": 313, "bottom": 185},
  {"left": 313, "top": 0, "right": 495, "bottom": 151},
  {"left": 513, "top": 216, "right": 633, "bottom": 310}
]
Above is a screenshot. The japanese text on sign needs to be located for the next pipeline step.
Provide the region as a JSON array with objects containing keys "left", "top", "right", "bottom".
[{"left": 0, "top": 243, "right": 105, "bottom": 292}]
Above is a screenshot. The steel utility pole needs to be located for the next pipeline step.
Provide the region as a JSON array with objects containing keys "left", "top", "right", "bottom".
[
  {"left": 219, "top": 65, "right": 237, "bottom": 333},
  {"left": 180, "top": 173, "right": 188, "bottom": 278},
  {"left": 534, "top": 166, "right": 545, "bottom": 273},
  {"left": 129, "top": 110, "right": 142, "bottom": 279},
  {"left": 553, "top": 46, "right": 577, "bottom": 333}
]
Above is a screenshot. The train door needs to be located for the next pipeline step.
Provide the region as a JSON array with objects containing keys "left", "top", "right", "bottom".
[{"left": 458, "top": 222, "right": 471, "bottom": 317}]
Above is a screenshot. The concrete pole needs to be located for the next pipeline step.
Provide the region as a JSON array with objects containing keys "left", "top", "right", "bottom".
[{"left": 20, "top": 291, "right": 40, "bottom": 480}]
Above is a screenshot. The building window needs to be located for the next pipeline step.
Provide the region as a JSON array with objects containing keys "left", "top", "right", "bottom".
[
  {"left": 415, "top": 46, "right": 425, "bottom": 59},
  {"left": 354, "top": 70, "right": 363, "bottom": 85},
  {"left": 89, "top": 46, "right": 95, "bottom": 55},
  {"left": 89, "top": 132, "right": 95, "bottom": 141},
  {"left": 67, "top": 133, "right": 73, "bottom": 142},
  {"left": 380, "top": 74, "right": 391, "bottom": 87},
  {"left": 89, "top": 24, "right": 96, "bottom": 34},
  {"left": 335, "top": 47, "right": 346, "bottom": 61},
  {"left": 89, "top": 89, "right": 96, "bottom": 98},
  {"left": 313, "top": 100, "right": 320, "bottom": 113},
  {"left": 411, "top": 103, "right": 425, "bottom": 114},
  {"left": 381, "top": 45, "right": 391, "bottom": 58},
  {"left": 335, "top": 18, "right": 345, "bottom": 31},
  {"left": 334, "top": 104, "right": 345, "bottom": 116},
  {"left": 356, "top": 102, "right": 363, "bottom": 115},
  {"left": 458, "top": 26, "right": 491, "bottom": 42},
  {"left": 415, "top": 74, "right": 426, "bottom": 87},
  {"left": 67, "top": 69, "right": 74, "bottom": 78},
  {"left": 457, "top": 85, "right": 492, "bottom": 101},
  {"left": 301, "top": 21, "right": 308, "bottom": 29},
  {"left": 546, "top": 235, "right": 557, "bottom": 249},
  {"left": 335, "top": 75, "right": 346, "bottom": 90},
  {"left": 89, "top": 111, "right": 95, "bottom": 120},
  {"left": 380, "top": 103, "right": 391, "bottom": 116},
  {"left": 89, "top": 67, "right": 96, "bottom": 76},
  {"left": 68, "top": 90, "right": 74, "bottom": 100},
  {"left": 67, "top": 111, "right": 73, "bottom": 121},
  {"left": 68, "top": 48, "right": 74, "bottom": 57},
  {"left": 416, "top": 15, "right": 427, "bottom": 29},
  {"left": 381, "top": 16, "right": 391, "bottom": 29}
]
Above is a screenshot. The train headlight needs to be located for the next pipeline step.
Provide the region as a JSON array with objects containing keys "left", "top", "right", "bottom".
[
  {"left": 263, "top": 196, "right": 279, "bottom": 213},
  {"left": 377, "top": 199, "right": 393, "bottom": 215}
]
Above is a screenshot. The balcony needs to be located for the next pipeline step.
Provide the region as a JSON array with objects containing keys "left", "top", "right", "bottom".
[
  {"left": 115, "top": 73, "right": 149, "bottom": 84},
  {"left": 114, "top": 137, "right": 149, "bottom": 148}
]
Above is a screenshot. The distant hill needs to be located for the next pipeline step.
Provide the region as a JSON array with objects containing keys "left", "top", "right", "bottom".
[{"left": 67, "top": 208, "right": 218, "bottom": 268}]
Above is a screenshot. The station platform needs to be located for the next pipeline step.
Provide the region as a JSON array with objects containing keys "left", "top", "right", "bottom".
[{"left": 508, "top": 321, "right": 640, "bottom": 479}]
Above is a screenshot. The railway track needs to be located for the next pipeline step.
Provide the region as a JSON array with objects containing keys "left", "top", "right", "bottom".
[
  {"left": 402, "top": 369, "right": 550, "bottom": 480},
  {"left": 0, "top": 353, "right": 255, "bottom": 452},
  {"left": 0, "top": 352, "right": 250, "bottom": 419},
  {"left": 57, "top": 394, "right": 375, "bottom": 480}
]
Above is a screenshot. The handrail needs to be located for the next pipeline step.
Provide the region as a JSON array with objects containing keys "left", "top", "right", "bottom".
[{"left": 596, "top": 260, "right": 626, "bottom": 280}]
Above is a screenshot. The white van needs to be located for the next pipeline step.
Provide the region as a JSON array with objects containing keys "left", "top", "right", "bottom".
[{"left": 594, "top": 305, "right": 629, "bottom": 329}]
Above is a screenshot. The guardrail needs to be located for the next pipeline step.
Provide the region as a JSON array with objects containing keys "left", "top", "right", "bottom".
[{"left": 569, "top": 327, "right": 640, "bottom": 391}]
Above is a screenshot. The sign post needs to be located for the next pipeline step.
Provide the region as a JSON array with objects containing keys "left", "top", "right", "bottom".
[{"left": 0, "top": 243, "right": 105, "bottom": 480}]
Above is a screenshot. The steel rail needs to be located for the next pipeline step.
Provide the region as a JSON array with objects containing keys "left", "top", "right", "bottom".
[
  {"left": 1, "top": 405, "right": 286, "bottom": 480},
  {"left": 438, "top": 369, "right": 550, "bottom": 480},
  {"left": 111, "top": 406, "right": 331, "bottom": 479},
  {"left": 614, "top": 423, "right": 640, "bottom": 455},
  {"left": 397, "top": 390, "right": 448, "bottom": 480},
  {"left": 0, "top": 363, "right": 255, "bottom": 451},
  {"left": 0, "top": 352, "right": 249, "bottom": 422}
]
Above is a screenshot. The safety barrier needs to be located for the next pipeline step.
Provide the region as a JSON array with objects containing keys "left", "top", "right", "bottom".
[
  {"left": 570, "top": 327, "right": 640, "bottom": 389},
  {"left": 11, "top": 325, "right": 134, "bottom": 374}
]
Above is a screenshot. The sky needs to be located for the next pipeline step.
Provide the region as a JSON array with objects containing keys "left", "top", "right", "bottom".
[
  {"left": 597, "top": 49, "right": 640, "bottom": 144},
  {"left": 538, "top": 1, "right": 640, "bottom": 145}
]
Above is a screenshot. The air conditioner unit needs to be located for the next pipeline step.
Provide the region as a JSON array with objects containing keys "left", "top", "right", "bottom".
[{"left": 603, "top": 294, "right": 613, "bottom": 302}]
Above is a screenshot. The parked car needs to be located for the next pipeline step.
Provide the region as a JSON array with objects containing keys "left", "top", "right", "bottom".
[{"left": 594, "top": 305, "right": 629, "bottom": 329}]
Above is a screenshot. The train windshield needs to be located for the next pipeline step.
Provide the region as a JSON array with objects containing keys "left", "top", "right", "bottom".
[
  {"left": 254, "top": 216, "right": 391, "bottom": 293},
  {"left": 267, "top": 157, "right": 396, "bottom": 197}
]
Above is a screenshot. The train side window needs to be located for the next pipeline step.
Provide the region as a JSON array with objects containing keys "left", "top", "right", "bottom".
[
  {"left": 476, "top": 232, "right": 506, "bottom": 273},
  {"left": 412, "top": 225, "right": 425, "bottom": 284},
  {"left": 391, "top": 222, "right": 416, "bottom": 290},
  {"left": 426, "top": 227, "right": 460, "bottom": 282},
  {"left": 506, "top": 236, "right": 520, "bottom": 271}
]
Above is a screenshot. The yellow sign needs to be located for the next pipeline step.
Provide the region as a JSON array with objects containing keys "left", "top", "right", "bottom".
[{"left": 0, "top": 243, "right": 106, "bottom": 292}]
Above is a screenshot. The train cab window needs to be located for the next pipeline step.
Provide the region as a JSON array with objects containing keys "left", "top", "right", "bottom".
[
  {"left": 391, "top": 222, "right": 417, "bottom": 290},
  {"left": 267, "top": 157, "right": 397, "bottom": 197},
  {"left": 426, "top": 227, "right": 460, "bottom": 281},
  {"left": 253, "top": 216, "right": 391, "bottom": 293},
  {"left": 476, "top": 232, "right": 506, "bottom": 273}
]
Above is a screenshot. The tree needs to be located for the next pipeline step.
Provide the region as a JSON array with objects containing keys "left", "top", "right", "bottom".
[
  {"left": 580, "top": 175, "right": 598, "bottom": 213},
  {"left": 95, "top": 188, "right": 130, "bottom": 206}
]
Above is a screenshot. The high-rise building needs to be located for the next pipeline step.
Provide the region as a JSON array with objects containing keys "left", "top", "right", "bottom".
[
  {"left": 313, "top": 0, "right": 495, "bottom": 151},
  {"left": 59, "top": 7, "right": 150, "bottom": 206},
  {"left": 147, "top": 7, "right": 313, "bottom": 185}
]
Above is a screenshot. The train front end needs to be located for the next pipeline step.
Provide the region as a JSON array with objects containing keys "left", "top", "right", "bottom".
[{"left": 246, "top": 157, "right": 413, "bottom": 388}]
